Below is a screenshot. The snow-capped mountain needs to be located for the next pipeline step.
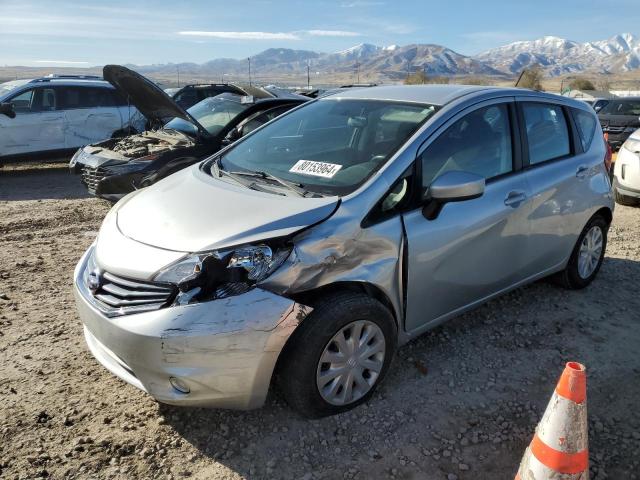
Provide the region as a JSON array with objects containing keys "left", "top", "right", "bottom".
[
  {"left": 476, "top": 33, "right": 640, "bottom": 75},
  {"left": 134, "top": 33, "right": 640, "bottom": 82}
]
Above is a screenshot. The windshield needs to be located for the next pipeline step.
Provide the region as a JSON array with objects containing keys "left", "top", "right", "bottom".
[
  {"left": 214, "top": 99, "right": 437, "bottom": 196},
  {"left": 600, "top": 100, "right": 640, "bottom": 116},
  {"left": 164, "top": 95, "right": 250, "bottom": 136},
  {"left": 0, "top": 81, "right": 25, "bottom": 98}
]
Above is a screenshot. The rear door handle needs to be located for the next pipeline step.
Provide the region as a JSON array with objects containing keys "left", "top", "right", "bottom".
[
  {"left": 576, "top": 165, "right": 589, "bottom": 178},
  {"left": 504, "top": 190, "right": 527, "bottom": 207}
]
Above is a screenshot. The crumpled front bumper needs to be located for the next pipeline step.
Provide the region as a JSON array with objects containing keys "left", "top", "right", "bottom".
[
  {"left": 73, "top": 248, "right": 311, "bottom": 409},
  {"left": 71, "top": 149, "right": 146, "bottom": 202}
]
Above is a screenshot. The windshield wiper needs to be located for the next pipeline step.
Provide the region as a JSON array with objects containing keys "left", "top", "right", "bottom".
[{"left": 225, "top": 170, "right": 311, "bottom": 197}]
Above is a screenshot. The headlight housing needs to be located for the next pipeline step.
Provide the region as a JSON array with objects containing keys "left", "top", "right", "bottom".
[
  {"left": 154, "top": 244, "right": 291, "bottom": 301},
  {"left": 622, "top": 137, "right": 640, "bottom": 153}
]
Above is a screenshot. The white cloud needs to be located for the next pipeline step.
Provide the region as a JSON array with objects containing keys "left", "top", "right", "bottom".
[
  {"left": 178, "top": 31, "right": 300, "bottom": 40},
  {"left": 304, "top": 30, "right": 360, "bottom": 37},
  {"left": 34, "top": 60, "right": 89, "bottom": 64}
]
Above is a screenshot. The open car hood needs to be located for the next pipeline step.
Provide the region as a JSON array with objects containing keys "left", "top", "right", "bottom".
[
  {"left": 115, "top": 166, "right": 339, "bottom": 252},
  {"left": 103, "top": 65, "right": 209, "bottom": 136}
]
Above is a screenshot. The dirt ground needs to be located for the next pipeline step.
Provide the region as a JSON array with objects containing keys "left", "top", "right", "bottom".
[{"left": 1, "top": 164, "right": 639, "bottom": 480}]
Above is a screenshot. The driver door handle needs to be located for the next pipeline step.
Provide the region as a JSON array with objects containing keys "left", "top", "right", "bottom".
[
  {"left": 576, "top": 165, "right": 589, "bottom": 178},
  {"left": 504, "top": 190, "right": 527, "bottom": 208}
]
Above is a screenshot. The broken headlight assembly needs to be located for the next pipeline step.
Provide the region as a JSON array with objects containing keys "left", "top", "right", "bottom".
[{"left": 154, "top": 244, "right": 291, "bottom": 304}]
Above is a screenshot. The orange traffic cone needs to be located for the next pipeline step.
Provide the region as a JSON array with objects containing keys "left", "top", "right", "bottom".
[{"left": 515, "top": 362, "right": 589, "bottom": 479}]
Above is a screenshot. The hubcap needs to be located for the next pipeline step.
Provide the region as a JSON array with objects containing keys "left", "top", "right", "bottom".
[
  {"left": 316, "top": 320, "right": 386, "bottom": 406},
  {"left": 578, "top": 225, "right": 603, "bottom": 279}
]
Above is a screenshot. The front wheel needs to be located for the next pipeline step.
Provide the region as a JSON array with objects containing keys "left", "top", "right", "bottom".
[
  {"left": 277, "top": 292, "right": 396, "bottom": 418},
  {"left": 555, "top": 215, "right": 608, "bottom": 289}
]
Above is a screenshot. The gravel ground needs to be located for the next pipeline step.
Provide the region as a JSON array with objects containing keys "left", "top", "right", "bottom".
[{"left": 1, "top": 164, "right": 639, "bottom": 480}]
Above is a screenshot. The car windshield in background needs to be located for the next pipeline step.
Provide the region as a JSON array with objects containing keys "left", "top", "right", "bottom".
[
  {"left": 164, "top": 94, "right": 250, "bottom": 137},
  {"left": 215, "top": 99, "right": 437, "bottom": 196},
  {"left": 600, "top": 100, "right": 640, "bottom": 116},
  {"left": 0, "top": 82, "right": 20, "bottom": 97}
]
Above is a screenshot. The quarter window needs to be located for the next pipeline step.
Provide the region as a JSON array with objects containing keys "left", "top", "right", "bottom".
[
  {"left": 572, "top": 109, "right": 597, "bottom": 151},
  {"left": 419, "top": 103, "right": 513, "bottom": 187},
  {"left": 522, "top": 103, "right": 570, "bottom": 165}
]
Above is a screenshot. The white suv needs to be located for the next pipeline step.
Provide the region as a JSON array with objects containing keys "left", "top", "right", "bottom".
[
  {"left": 0, "top": 75, "right": 145, "bottom": 163},
  {"left": 613, "top": 129, "right": 640, "bottom": 205}
]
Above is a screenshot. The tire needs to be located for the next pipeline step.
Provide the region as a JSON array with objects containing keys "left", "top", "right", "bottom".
[
  {"left": 277, "top": 292, "right": 396, "bottom": 418},
  {"left": 613, "top": 182, "right": 639, "bottom": 206},
  {"left": 555, "top": 215, "right": 609, "bottom": 289}
]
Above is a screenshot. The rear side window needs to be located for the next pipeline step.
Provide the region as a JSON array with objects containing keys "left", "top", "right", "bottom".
[
  {"left": 572, "top": 109, "right": 597, "bottom": 151},
  {"left": 522, "top": 103, "right": 570, "bottom": 165}
]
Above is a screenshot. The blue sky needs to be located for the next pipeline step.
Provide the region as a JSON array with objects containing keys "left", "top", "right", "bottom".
[{"left": 2, "top": 0, "right": 640, "bottom": 67}]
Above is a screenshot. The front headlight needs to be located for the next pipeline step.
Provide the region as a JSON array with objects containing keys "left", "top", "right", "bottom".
[
  {"left": 153, "top": 244, "right": 291, "bottom": 300},
  {"left": 69, "top": 149, "right": 82, "bottom": 167},
  {"left": 623, "top": 137, "right": 640, "bottom": 153}
]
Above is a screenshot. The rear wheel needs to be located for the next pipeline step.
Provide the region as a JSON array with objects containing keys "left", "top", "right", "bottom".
[
  {"left": 555, "top": 215, "right": 608, "bottom": 289},
  {"left": 277, "top": 292, "right": 396, "bottom": 418}
]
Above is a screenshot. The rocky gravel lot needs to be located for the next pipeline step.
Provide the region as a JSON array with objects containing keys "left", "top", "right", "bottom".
[{"left": 1, "top": 164, "right": 639, "bottom": 480}]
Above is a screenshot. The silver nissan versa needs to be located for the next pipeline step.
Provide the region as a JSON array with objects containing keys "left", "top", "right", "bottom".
[{"left": 74, "top": 85, "right": 614, "bottom": 417}]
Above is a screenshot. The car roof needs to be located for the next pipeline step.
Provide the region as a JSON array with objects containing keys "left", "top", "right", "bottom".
[
  {"left": 325, "top": 84, "right": 501, "bottom": 106},
  {"left": 324, "top": 84, "right": 589, "bottom": 108},
  {"left": 606, "top": 96, "right": 640, "bottom": 102}
]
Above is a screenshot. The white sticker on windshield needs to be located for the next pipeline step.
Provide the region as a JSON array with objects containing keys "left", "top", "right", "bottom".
[{"left": 289, "top": 160, "right": 342, "bottom": 178}]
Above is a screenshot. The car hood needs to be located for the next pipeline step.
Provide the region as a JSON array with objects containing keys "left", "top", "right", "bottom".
[
  {"left": 103, "top": 65, "right": 209, "bottom": 136},
  {"left": 115, "top": 166, "right": 339, "bottom": 252}
]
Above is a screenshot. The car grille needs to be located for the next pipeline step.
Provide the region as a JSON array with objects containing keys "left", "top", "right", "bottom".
[
  {"left": 92, "top": 271, "right": 176, "bottom": 316},
  {"left": 81, "top": 166, "right": 107, "bottom": 194},
  {"left": 603, "top": 126, "right": 625, "bottom": 134}
]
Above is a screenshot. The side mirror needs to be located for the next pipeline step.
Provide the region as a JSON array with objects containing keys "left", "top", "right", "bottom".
[
  {"left": 223, "top": 127, "right": 241, "bottom": 145},
  {"left": 0, "top": 102, "right": 16, "bottom": 119},
  {"left": 422, "top": 170, "right": 485, "bottom": 220}
]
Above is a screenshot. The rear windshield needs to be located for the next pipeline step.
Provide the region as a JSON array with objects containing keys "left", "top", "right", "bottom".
[
  {"left": 213, "top": 99, "right": 437, "bottom": 196},
  {"left": 599, "top": 100, "right": 640, "bottom": 116}
]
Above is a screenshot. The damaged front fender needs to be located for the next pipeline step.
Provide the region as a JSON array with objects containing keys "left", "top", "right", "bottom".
[{"left": 259, "top": 209, "right": 405, "bottom": 330}]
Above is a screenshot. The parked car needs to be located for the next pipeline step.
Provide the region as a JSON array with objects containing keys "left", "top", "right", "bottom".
[
  {"left": 0, "top": 74, "right": 144, "bottom": 163},
  {"left": 71, "top": 65, "right": 307, "bottom": 201},
  {"left": 598, "top": 97, "right": 640, "bottom": 150},
  {"left": 164, "top": 83, "right": 246, "bottom": 110},
  {"left": 612, "top": 128, "right": 640, "bottom": 205},
  {"left": 74, "top": 85, "right": 613, "bottom": 417}
]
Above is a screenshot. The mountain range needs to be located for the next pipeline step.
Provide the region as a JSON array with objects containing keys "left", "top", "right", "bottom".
[{"left": 132, "top": 33, "right": 640, "bottom": 82}]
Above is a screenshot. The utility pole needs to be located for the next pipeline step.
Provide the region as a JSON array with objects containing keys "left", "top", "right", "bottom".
[
  {"left": 355, "top": 61, "right": 360, "bottom": 83},
  {"left": 307, "top": 61, "right": 310, "bottom": 88},
  {"left": 248, "top": 57, "right": 252, "bottom": 86},
  {"left": 176, "top": 65, "right": 180, "bottom": 87}
]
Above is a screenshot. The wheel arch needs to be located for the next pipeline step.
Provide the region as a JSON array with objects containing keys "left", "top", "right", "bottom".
[
  {"left": 290, "top": 281, "right": 399, "bottom": 331},
  {"left": 592, "top": 206, "right": 613, "bottom": 226}
]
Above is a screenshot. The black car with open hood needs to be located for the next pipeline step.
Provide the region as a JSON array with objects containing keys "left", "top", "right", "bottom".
[{"left": 70, "top": 65, "right": 307, "bottom": 201}]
